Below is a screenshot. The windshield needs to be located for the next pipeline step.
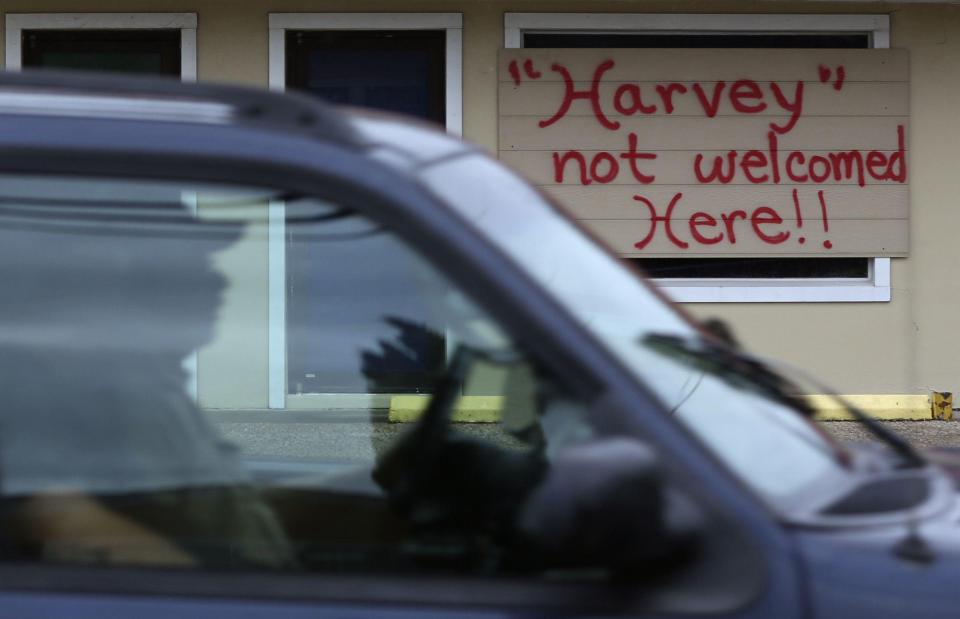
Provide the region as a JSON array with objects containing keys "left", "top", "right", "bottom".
[{"left": 418, "top": 153, "right": 856, "bottom": 507}]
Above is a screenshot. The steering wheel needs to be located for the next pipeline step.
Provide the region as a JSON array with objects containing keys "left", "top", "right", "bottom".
[{"left": 371, "top": 346, "right": 546, "bottom": 531}]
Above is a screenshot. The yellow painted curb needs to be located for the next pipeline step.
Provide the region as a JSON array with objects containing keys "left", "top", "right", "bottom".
[
  {"left": 391, "top": 394, "right": 947, "bottom": 422},
  {"left": 932, "top": 392, "right": 954, "bottom": 421},
  {"left": 389, "top": 395, "right": 504, "bottom": 423},
  {"left": 809, "top": 394, "right": 932, "bottom": 421}
]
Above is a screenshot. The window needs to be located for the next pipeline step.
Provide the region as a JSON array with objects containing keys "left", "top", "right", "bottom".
[
  {"left": 284, "top": 195, "right": 450, "bottom": 396},
  {"left": 286, "top": 30, "right": 446, "bottom": 125},
  {"left": 6, "top": 14, "right": 197, "bottom": 397},
  {"left": 268, "top": 13, "right": 462, "bottom": 133},
  {"left": 0, "top": 173, "right": 608, "bottom": 579},
  {"left": 522, "top": 32, "right": 871, "bottom": 49},
  {"left": 268, "top": 13, "right": 463, "bottom": 407},
  {"left": 0, "top": 171, "right": 764, "bottom": 613},
  {"left": 5, "top": 13, "right": 197, "bottom": 80},
  {"left": 21, "top": 29, "right": 180, "bottom": 75},
  {"left": 284, "top": 28, "right": 447, "bottom": 393},
  {"left": 505, "top": 13, "right": 892, "bottom": 303}
]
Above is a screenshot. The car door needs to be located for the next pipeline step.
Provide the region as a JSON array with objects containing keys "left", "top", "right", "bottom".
[{"left": 0, "top": 90, "right": 804, "bottom": 619}]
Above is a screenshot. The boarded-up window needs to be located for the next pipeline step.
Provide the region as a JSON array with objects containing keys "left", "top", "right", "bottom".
[{"left": 502, "top": 37, "right": 907, "bottom": 278}]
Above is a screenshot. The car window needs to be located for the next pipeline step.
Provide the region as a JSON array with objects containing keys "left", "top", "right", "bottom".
[{"left": 0, "top": 173, "right": 636, "bottom": 578}]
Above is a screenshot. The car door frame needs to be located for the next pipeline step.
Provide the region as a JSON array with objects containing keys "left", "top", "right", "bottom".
[{"left": 0, "top": 107, "right": 803, "bottom": 618}]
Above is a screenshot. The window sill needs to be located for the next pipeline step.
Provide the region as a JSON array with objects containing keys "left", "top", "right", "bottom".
[
  {"left": 655, "top": 257, "right": 890, "bottom": 303},
  {"left": 648, "top": 255, "right": 892, "bottom": 303},
  {"left": 659, "top": 282, "right": 890, "bottom": 303}
]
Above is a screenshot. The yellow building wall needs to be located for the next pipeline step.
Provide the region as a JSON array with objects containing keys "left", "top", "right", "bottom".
[{"left": 0, "top": 1, "right": 955, "bottom": 405}]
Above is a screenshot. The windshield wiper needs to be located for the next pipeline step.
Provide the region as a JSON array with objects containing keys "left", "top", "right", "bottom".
[
  {"left": 642, "top": 333, "right": 925, "bottom": 469},
  {"left": 644, "top": 333, "right": 814, "bottom": 416}
]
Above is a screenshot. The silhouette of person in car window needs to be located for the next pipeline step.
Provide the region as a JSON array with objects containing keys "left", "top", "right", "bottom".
[{"left": 0, "top": 186, "right": 292, "bottom": 568}]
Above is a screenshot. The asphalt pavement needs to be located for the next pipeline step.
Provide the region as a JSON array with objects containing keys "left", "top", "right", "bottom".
[
  {"left": 212, "top": 414, "right": 523, "bottom": 462},
  {"left": 822, "top": 420, "right": 960, "bottom": 449},
  {"left": 210, "top": 411, "right": 960, "bottom": 462}
]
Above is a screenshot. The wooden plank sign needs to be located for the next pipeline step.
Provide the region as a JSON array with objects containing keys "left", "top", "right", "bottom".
[{"left": 498, "top": 49, "right": 910, "bottom": 257}]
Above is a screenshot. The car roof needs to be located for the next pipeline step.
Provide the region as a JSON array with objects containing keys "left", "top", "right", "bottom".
[
  {"left": 0, "top": 69, "right": 479, "bottom": 170},
  {"left": 348, "top": 113, "right": 476, "bottom": 168},
  {"left": 0, "top": 68, "right": 361, "bottom": 146}
]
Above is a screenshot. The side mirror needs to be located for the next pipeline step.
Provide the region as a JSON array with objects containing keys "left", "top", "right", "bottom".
[{"left": 516, "top": 438, "right": 703, "bottom": 574}]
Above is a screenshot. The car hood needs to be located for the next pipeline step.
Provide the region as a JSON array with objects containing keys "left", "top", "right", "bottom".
[
  {"left": 793, "top": 448, "right": 960, "bottom": 617},
  {"left": 922, "top": 447, "right": 960, "bottom": 489}
]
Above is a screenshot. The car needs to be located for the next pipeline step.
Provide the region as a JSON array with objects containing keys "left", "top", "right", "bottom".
[{"left": 0, "top": 69, "right": 955, "bottom": 619}]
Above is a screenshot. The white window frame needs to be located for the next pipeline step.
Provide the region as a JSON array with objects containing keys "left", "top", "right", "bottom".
[
  {"left": 505, "top": 13, "right": 893, "bottom": 304},
  {"left": 267, "top": 13, "right": 463, "bottom": 408},
  {"left": 5, "top": 13, "right": 199, "bottom": 398},
  {"left": 5, "top": 13, "right": 197, "bottom": 81},
  {"left": 268, "top": 13, "right": 462, "bottom": 134}
]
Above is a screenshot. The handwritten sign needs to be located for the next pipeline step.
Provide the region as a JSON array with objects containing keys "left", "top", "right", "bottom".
[{"left": 499, "top": 49, "right": 909, "bottom": 257}]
